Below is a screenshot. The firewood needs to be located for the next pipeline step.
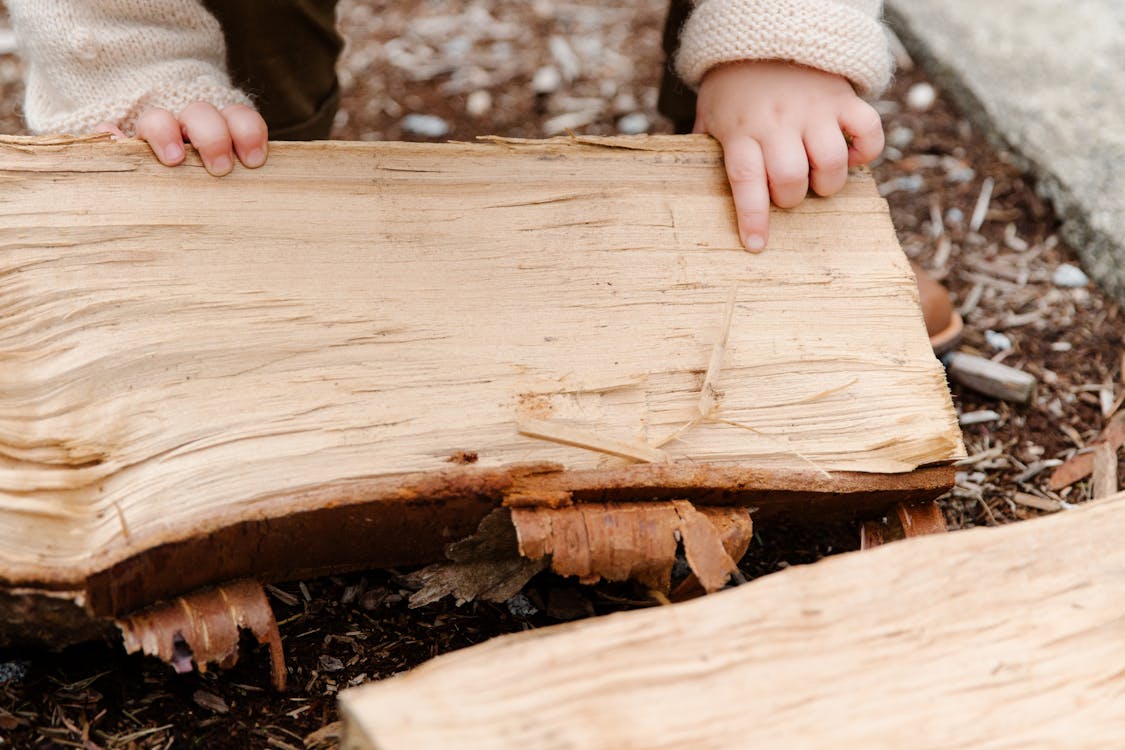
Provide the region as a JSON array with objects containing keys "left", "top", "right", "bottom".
[
  {"left": 340, "top": 492, "right": 1125, "bottom": 750},
  {"left": 0, "top": 135, "right": 963, "bottom": 645}
]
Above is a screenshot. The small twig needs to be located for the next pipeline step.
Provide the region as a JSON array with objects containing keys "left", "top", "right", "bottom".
[{"left": 969, "top": 177, "right": 994, "bottom": 232}]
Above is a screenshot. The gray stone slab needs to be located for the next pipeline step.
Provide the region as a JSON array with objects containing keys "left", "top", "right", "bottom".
[{"left": 885, "top": 0, "right": 1125, "bottom": 301}]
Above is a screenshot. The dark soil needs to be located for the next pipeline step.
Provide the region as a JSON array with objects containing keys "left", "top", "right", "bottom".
[{"left": 0, "top": 2, "right": 1121, "bottom": 748}]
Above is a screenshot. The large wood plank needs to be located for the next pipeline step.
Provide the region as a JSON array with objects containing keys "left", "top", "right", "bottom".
[
  {"left": 0, "top": 135, "right": 961, "bottom": 632},
  {"left": 340, "top": 492, "right": 1125, "bottom": 750}
]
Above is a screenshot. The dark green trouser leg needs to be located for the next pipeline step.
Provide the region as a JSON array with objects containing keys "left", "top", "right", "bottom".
[
  {"left": 658, "top": 0, "right": 699, "bottom": 135},
  {"left": 200, "top": 0, "right": 343, "bottom": 140}
]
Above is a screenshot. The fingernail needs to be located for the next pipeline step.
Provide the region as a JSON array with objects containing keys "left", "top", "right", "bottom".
[
  {"left": 244, "top": 148, "right": 265, "bottom": 168},
  {"left": 163, "top": 144, "right": 183, "bottom": 163},
  {"left": 211, "top": 154, "right": 232, "bottom": 175},
  {"left": 745, "top": 234, "right": 766, "bottom": 252}
]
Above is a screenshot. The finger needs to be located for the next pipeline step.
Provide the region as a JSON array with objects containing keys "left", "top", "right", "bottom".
[
  {"left": 93, "top": 122, "right": 126, "bottom": 140},
  {"left": 179, "top": 101, "right": 235, "bottom": 176},
  {"left": 720, "top": 136, "right": 770, "bottom": 251},
  {"left": 222, "top": 104, "right": 269, "bottom": 169},
  {"left": 804, "top": 123, "right": 850, "bottom": 197},
  {"left": 839, "top": 100, "right": 884, "bottom": 166},
  {"left": 135, "top": 108, "right": 186, "bottom": 166},
  {"left": 760, "top": 133, "right": 810, "bottom": 209}
]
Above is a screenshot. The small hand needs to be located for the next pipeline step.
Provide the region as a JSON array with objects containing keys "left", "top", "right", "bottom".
[
  {"left": 694, "top": 60, "right": 885, "bottom": 251},
  {"left": 96, "top": 102, "right": 269, "bottom": 176}
]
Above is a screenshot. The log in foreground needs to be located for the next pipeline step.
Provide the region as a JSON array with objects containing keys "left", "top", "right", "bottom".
[
  {"left": 341, "top": 492, "right": 1125, "bottom": 750},
  {"left": 0, "top": 134, "right": 962, "bottom": 642}
]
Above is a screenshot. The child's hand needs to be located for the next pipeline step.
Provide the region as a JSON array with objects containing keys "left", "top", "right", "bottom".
[
  {"left": 96, "top": 103, "right": 269, "bottom": 177},
  {"left": 694, "top": 60, "right": 885, "bottom": 251}
]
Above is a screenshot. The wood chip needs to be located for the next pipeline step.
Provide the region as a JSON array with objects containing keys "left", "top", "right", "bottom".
[
  {"left": 1092, "top": 443, "right": 1119, "bottom": 500},
  {"left": 192, "top": 689, "right": 230, "bottom": 714},
  {"left": 1048, "top": 411, "right": 1125, "bottom": 490},
  {"left": 1011, "top": 492, "right": 1063, "bottom": 513}
]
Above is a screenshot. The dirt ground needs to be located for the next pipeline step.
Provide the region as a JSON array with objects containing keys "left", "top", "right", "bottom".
[{"left": 1, "top": 1, "right": 1122, "bottom": 748}]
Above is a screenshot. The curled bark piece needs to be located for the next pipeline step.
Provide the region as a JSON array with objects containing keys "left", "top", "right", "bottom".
[
  {"left": 116, "top": 579, "right": 286, "bottom": 691},
  {"left": 672, "top": 502, "right": 744, "bottom": 593},
  {"left": 512, "top": 501, "right": 752, "bottom": 594}
]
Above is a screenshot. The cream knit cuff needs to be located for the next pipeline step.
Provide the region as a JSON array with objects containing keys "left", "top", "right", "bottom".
[
  {"left": 675, "top": 0, "right": 894, "bottom": 96},
  {"left": 9, "top": 0, "right": 254, "bottom": 136},
  {"left": 24, "top": 74, "right": 254, "bottom": 137}
]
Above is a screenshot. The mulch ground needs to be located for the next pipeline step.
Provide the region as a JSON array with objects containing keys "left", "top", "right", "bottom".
[{"left": 1, "top": 1, "right": 1121, "bottom": 748}]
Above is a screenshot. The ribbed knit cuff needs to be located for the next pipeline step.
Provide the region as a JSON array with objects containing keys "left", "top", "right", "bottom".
[
  {"left": 675, "top": 0, "right": 894, "bottom": 96},
  {"left": 28, "top": 81, "right": 254, "bottom": 137}
]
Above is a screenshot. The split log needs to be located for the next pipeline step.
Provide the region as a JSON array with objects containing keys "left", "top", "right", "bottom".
[
  {"left": 340, "top": 492, "right": 1125, "bottom": 750},
  {"left": 0, "top": 135, "right": 962, "bottom": 644}
]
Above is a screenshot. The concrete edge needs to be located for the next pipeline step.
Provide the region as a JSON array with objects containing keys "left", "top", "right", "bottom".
[{"left": 884, "top": 6, "right": 1125, "bottom": 303}]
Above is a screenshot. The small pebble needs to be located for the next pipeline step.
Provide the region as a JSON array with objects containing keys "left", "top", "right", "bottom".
[
  {"left": 959, "top": 410, "right": 1002, "bottom": 427},
  {"left": 505, "top": 593, "right": 538, "bottom": 618},
  {"left": 0, "top": 661, "right": 29, "bottom": 685},
  {"left": 945, "top": 165, "right": 976, "bottom": 184},
  {"left": 906, "top": 82, "right": 937, "bottom": 111},
  {"left": 1050, "top": 341, "right": 1072, "bottom": 352},
  {"left": 616, "top": 112, "right": 649, "bottom": 135},
  {"left": 1052, "top": 263, "right": 1089, "bottom": 288},
  {"left": 944, "top": 207, "right": 965, "bottom": 227},
  {"left": 612, "top": 91, "right": 638, "bottom": 114},
  {"left": 886, "top": 126, "right": 914, "bottom": 150},
  {"left": 532, "top": 65, "right": 562, "bottom": 95},
  {"left": 465, "top": 90, "right": 492, "bottom": 117},
  {"left": 984, "top": 329, "right": 1012, "bottom": 351},
  {"left": 548, "top": 36, "right": 581, "bottom": 81},
  {"left": 400, "top": 113, "right": 450, "bottom": 138}
]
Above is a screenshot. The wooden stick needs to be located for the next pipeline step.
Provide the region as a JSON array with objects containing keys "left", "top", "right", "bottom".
[{"left": 943, "top": 351, "right": 1036, "bottom": 403}]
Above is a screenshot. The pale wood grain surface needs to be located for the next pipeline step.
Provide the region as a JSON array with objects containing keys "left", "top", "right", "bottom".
[
  {"left": 341, "top": 491, "right": 1125, "bottom": 750},
  {"left": 0, "top": 135, "right": 962, "bottom": 587}
]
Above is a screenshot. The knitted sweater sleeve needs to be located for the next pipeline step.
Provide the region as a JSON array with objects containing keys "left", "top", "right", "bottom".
[
  {"left": 675, "top": 0, "right": 893, "bottom": 96},
  {"left": 6, "top": 0, "right": 252, "bottom": 135}
]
